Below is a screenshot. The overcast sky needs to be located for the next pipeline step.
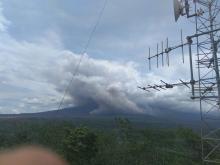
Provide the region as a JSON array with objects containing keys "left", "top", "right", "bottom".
[{"left": 0, "top": 0, "right": 199, "bottom": 114}]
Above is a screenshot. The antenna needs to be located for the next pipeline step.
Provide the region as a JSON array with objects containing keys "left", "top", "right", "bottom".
[
  {"left": 148, "top": 48, "right": 151, "bottom": 70},
  {"left": 148, "top": 32, "right": 188, "bottom": 70},
  {"left": 161, "top": 41, "right": 164, "bottom": 66},
  {"left": 166, "top": 38, "right": 170, "bottom": 66},
  {"left": 181, "top": 29, "right": 185, "bottom": 63},
  {"left": 173, "top": 0, "right": 184, "bottom": 22},
  {"left": 140, "top": 0, "right": 220, "bottom": 163},
  {"left": 174, "top": 0, "right": 198, "bottom": 21},
  {"left": 157, "top": 43, "right": 159, "bottom": 68}
]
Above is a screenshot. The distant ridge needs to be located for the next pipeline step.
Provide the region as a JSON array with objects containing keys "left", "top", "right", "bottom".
[
  {"left": 0, "top": 106, "right": 94, "bottom": 119},
  {"left": 0, "top": 106, "right": 209, "bottom": 130},
  {"left": 0, "top": 106, "right": 200, "bottom": 123}
]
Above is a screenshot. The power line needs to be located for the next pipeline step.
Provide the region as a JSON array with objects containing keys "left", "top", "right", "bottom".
[{"left": 57, "top": 0, "right": 108, "bottom": 111}]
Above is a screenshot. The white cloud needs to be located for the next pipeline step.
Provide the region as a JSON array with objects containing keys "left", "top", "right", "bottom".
[
  {"left": 0, "top": 1, "right": 199, "bottom": 115},
  {"left": 0, "top": 4, "right": 9, "bottom": 32}
]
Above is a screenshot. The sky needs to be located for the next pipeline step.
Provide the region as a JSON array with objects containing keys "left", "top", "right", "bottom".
[{"left": 0, "top": 0, "right": 199, "bottom": 114}]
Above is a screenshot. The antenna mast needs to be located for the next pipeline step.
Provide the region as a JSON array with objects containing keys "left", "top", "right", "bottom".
[{"left": 139, "top": 0, "right": 220, "bottom": 163}]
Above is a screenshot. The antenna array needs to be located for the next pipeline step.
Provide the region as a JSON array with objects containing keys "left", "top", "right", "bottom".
[
  {"left": 140, "top": 0, "right": 220, "bottom": 163},
  {"left": 148, "top": 29, "right": 187, "bottom": 69}
]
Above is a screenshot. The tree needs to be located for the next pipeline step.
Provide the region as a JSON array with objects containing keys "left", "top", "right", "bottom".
[
  {"left": 62, "top": 127, "right": 98, "bottom": 165},
  {"left": 115, "top": 117, "right": 133, "bottom": 143}
]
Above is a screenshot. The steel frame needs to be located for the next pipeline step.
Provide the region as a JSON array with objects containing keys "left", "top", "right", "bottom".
[
  {"left": 140, "top": 0, "right": 220, "bottom": 164},
  {"left": 194, "top": 0, "right": 220, "bottom": 164}
]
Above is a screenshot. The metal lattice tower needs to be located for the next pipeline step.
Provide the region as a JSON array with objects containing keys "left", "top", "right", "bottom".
[
  {"left": 139, "top": 0, "right": 220, "bottom": 164},
  {"left": 194, "top": 0, "right": 220, "bottom": 164}
]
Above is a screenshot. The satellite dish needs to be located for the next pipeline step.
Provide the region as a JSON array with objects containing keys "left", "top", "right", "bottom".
[{"left": 173, "top": 0, "right": 183, "bottom": 22}]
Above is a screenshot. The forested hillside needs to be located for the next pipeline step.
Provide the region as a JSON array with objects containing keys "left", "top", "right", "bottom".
[{"left": 0, "top": 118, "right": 203, "bottom": 165}]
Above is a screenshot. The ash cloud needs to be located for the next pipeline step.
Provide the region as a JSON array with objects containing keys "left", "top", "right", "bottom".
[
  {"left": 45, "top": 52, "right": 147, "bottom": 114},
  {"left": 44, "top": 51, "right": 198, "bottom": 115},
  {"left": 0, "top": 0, "right": 199, "bottom": 115}
]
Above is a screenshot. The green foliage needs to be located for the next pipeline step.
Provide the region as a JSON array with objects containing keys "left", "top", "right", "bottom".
[
  {"left": 62, "top": 127, "right": 98, "bottom": 164},
  {"left": 115, "top": 117, "right": 133, "bottom": 143},
  {"left": 0, "top": 118, "right": 208, "bottom": 165}
]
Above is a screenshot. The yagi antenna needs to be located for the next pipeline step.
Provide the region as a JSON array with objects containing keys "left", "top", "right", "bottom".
[
  {"left": 173, "top": 0, "right": 184, "bottom": 22},
  {"left": 140, "top": 1, "right": 220, "bottom": 163}
]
